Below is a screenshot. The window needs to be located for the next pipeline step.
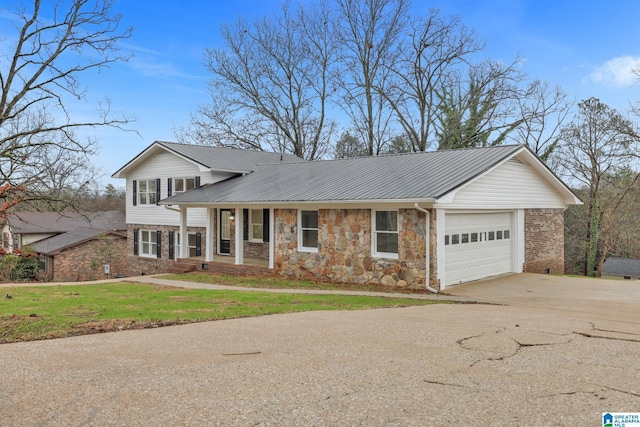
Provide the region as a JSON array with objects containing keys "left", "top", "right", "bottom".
[
  {"left": 173, "top": 177, "right": 196, "bottom": 195},
  {"left": 497, "top": 230, "right": 503, "bottom": 240},
  {"left": 451, "top": 234, "right": 459, "bottom": 245},
  {"left": 503, "top": 230, "right": 510, "bottom": 239},
  {"left": 373, "top": 210, "right": 398, "bottom": 258},
  {"left": 445, "top": 235, "right": 450, "bottom": 245},
  {"left": 488, "top": 231, "right": 495, "bottom": 241},
  {"left": 299, "top": 210, "right": 318, "bottom": 252},
  {"left": 470, "top": 232, "right": 478, "bottom": 243},
  {"left": 249, "top": 209, "right": 263, "bottom": 242},
  {"left": 138, "top": 180, "right": 157, "bottom": 205},
  {"left": 140, "top": 230, "right": 158, "bottom": 257},
  {"left": 461, "top": 233, "right": 469, "bottom": 244},
  {"left": 177, "top": 232, "right": 198, "bottom": 258}
]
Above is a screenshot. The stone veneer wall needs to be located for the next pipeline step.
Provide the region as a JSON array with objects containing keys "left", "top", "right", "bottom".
[
  {"left": 274, "top": 208, "right": 433, "bottom": 290},
  {"left": 524, "top": 208, "right": 565, "bottom": 274},
  {"left": 126, "top": 224, "right": 206, "bottom": 276}
]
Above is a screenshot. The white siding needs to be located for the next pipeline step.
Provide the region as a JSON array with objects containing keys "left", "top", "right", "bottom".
[
  {"left": 22, "top": 233, "right": 56, "bottom": 246},
  {"left": 444, "top": 159, "right": 566, "bottom": 209},
  {"left": 124, "top": 151, "right": 236, "bottom": 226}
]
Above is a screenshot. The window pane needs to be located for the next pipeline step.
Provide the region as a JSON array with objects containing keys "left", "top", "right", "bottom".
[
  {"left": 376, "top": 232, "right": 398, "bottom": 254},
  {"left": 175, "top": 179, "right": 184, "bottom": 192},
  {"left": 497, "top": 230, "right": 503, "bottom": 240},
  {"left": 149, "top": 193, "right": 156, "bottom": 205},
  {"left": 186, "top": 178, "right": 195, "bottom": 190},
  {"left": 251, "top": 209, "right": 263, "bottom": 223},
  {"left": 150, "top": 232, "right": 157, "bottom": 244},
  {"left": 488, "top": 231, "right": 495, "bottom": 241},
  {"left": 470, "top": 232, "right": 478, "bottom": 242},
  {"left": 253, "top": 224, "right": 263, "bottom": 238},
  {"left": 149, "top": 180, "right": 156, "bottom": 191},
  {"left": 142, "top": 243, "right": 149, "bottom": 254},
  {"left": 139, "top": 181, "right": 147, "bottom": 192},
  {"left": 301, "top": 210, "right": 318, "bottom": 228},
  {"left": 188, "top": 234, "right": 197, "bottom": 246},
  {"left": 504, "top": 230, "right": 510, "bottom": 239},
  {"left": 452, "top": 234, "right": 459, "bottom": 245},
  {"left": 302, "top": 229, "right": 318, "bottom": 248},
  {"left": 376, "top": 211, "right": 397, "bottom": 232},
  {"left": 139, "top": 194, "right": 147, "bottom": 204},
  {"left": 461, "top": 233, "right": 469, "bottom": 243},
  {"left": 445, "top": 235, "right": 450, "bottom": 245}
]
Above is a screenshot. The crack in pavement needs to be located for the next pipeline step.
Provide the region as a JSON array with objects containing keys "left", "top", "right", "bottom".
[
  {"left": 595, "top": 384, "right": 640, "bottom": 398},
  {"left": 423, "top": 379, "right": 466, "bottom": 388},
  {"left": 574, "top": 331, "right": 640, "bottom": 343}
]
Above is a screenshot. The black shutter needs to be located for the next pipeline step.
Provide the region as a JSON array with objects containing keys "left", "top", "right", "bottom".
[
  {"left": 156, "top": 230, "right": 162, "bottom": 258},
  {"left": 195, "top": 176, "right": 201, "bottom": 187},
  {"left": 132, "top": 180, "right": 137, "bottom": 206},
  {"left": 263, "top": 209, "right": 270, "bottom": 242},
  {"left": 243, "top": 209, "right": 248, "bottom": 241},
  {"left": 133, "top": 228, "right": 139, "bottom": 255},
  {"left": 167, "top": 178, "right": 172, "bottom": 197},
  {"left": 168, "top": 231, "right": 175, "bottom": 260},
  {"left": 156, "top": 178, "right": 161, "bottom": 205},
  {"left": 195, "top": 232, "right": 202, "bottom": 256}
]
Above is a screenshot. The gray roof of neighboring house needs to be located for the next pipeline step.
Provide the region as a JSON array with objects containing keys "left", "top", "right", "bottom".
[
  {"left": 602, "top": 257, "right": 640, "bottom": 277},
  {"left": 112, "top": 141, "right": 306, "bottom": 177},
  {"left": 162, "top": 145, "right": 527, "bottom": 204},
  {"left": 7, "top": 211, "right": 126, "bottom": 234},
  {"left": 30, "top": 228, "right": 126, "bottom": 256}
]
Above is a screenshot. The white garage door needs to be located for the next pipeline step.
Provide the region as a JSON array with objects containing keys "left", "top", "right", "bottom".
[{"left": 445, "top": 212, "right": 513, "bottom": 286}]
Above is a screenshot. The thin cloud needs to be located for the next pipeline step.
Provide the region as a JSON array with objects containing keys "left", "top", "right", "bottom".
[{"left": 586, "top": 55, "right": 640, "bottom": 88}]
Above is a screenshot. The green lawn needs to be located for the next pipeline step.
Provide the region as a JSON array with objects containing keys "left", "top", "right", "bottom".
[
  {"left": 162, "top": 271, "right": 433, "bottom": 294},
  {"left": 0, "top": 282, "right": 443, "bottom": 343}
]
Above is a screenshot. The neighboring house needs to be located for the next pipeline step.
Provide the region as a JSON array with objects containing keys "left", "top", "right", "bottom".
[
  {"left": 2, "top": 211, "right": 126, "bottom": 252},
  {"left": 31, "top": 229, "right": 127, "bottom": 282},
  {"left": 113, "top": 141, "right": 581, "bottom": 291},
  {"left": 601, "top": 257, "right": 640, "bottom": 280}
]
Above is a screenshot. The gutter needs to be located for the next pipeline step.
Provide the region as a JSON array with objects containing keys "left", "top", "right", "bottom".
[{"left": 414, "top": 203, "right": 438, "bottom": 294}]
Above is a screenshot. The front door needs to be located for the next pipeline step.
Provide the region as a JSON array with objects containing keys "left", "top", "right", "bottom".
[{"left": 219, "top": 209, "right": 231, "bottom": 254}]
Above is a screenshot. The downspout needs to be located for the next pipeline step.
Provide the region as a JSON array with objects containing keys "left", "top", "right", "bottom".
[{"left": 414, "top": 203, "right": 438, "bottom": 294}]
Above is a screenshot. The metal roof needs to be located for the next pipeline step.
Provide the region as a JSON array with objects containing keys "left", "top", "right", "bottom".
[
  {"left": 162, "top": 145, "right": 526, "bottom": 204},
  {"left": 30, "top": 228, "right": 126, "bottom": 256},
  {"left": 8, "top": 211, "right": 126, "bottom": 234},
  {"left": 112, "top": 141, "right": 305, "bottom": 177},
  {"left": 602, "top": 257, "right": 640, "bottom": 277}
]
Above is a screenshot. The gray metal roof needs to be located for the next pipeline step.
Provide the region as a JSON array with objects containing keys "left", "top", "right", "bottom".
[
  {"left": 31, "top": 228, "right": 126, "bottom": 256},
  {"left": 602, "top": 257, "right": 640, "bottom": 277},
  {"left": 162, "top": 145, "right": 525, "bottom": 204},
  {"left": 8, "top": 211, "right": 125, "bottom": 234},
  {"left": 112, "top": 141, "right": 305, "bottom": 177}
]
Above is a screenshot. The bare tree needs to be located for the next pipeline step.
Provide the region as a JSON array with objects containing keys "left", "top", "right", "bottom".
[
  {"left": 336, "top": 0, "right": 409, "bottom": 155},
  {"left": 183, "top": 2, "right": 337, "bottom": 160},
  {"left": 384, "top": 10, "right": 483, "bottom": 152},
  {"left": 556, "top": 97, "right": 640, "bottom": 276},
  {"left": 0, "top": 0, "right": 132, "bottom": 212}
]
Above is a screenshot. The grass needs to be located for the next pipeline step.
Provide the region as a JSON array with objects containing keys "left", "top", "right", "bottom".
[
  {"left": 162, "top": 272, "right": 434, "bottom": 294},
  {"left": 0, "top": 282, "right": 443, "bottom": 343}
]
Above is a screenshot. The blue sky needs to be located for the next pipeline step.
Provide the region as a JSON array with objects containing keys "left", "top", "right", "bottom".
[{"left": 4, "top": 1, "right": 640, "bottom": 187}]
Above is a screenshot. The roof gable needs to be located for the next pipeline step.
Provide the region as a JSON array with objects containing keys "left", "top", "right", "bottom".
[{"left": 112, "top": 141, "right": 305, "bottom": 178}]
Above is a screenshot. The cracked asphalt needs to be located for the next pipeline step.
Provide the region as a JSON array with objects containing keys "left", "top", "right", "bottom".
[{"left": 1, "top": 273, "right": 639, "bottom": 426}]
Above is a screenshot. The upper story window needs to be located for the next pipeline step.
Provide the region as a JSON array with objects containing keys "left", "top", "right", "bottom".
[
  {"left": 373, "top": 210, "right": 398, "bottom": 258},
  {"left": 299, "top": 210, "right": 318, "bottom": 253},
  {"left": 134, "top": 179, "right": 158, "bottom": 206},
  {"left": 173, "top": 177, "right": 196, "bottom": 195}
]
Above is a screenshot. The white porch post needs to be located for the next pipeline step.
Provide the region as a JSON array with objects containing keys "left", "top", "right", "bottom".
[
  {"left": 269, "top": 207, "right": 275, "bottom": 269},
  {"left": 234, "top": 207, "right": 244, "bottom": 265},
  {"left": 179, "top": 206, "right": 188, "bottom": 259},
  {"left": 206, "top": 207, "right": 215, "bottom": 262}
]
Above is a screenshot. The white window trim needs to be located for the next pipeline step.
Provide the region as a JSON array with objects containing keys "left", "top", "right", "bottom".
[
  {"left": 372, "top": 210, "right": 399, "bottom": 259},
  {"left": 138, "top": 179, "right": 157, "bottom": 206},
  {"left": 249, "top": 209, "right": 264, "bottom": 243},
  {"left": 173, "top": 177, "right": 196, "bottom": 195},
  {"left": 140, "top": 229, "right": 158, "bottom": 258},
  {"left": 298, "top": 210, "right": 319, "bottom": 253}
]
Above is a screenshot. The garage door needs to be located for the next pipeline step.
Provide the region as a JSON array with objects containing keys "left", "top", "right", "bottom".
[{"left": 445, "top": 212, "right": 513, "bottom": 286}]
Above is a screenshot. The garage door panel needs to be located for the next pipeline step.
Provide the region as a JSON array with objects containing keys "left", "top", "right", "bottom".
[{"left": 445, "top": 213, "right": 513, "bottom": 286}]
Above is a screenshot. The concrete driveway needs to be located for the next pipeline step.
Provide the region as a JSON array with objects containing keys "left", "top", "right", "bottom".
[{"left": 1, "top": 274, "right": 639, "bottom": 426}]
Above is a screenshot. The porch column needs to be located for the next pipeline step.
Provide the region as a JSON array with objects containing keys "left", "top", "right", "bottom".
[
  {"left": 205, "top": 207, "right": 215, "bottom": 262},
  {"left": 268, "top": 207, "right": 275, "bottom": 269},
  {"left": 234, "top": 207, "right": 244, "bottom": 265},
  {"left": 179, "top": 206, "right": 188, "bottom": 259}
]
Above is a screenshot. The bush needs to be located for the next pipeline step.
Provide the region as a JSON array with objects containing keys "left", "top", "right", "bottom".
[{"left": 10, "top": 255, "right": 37, "bottom": 281}]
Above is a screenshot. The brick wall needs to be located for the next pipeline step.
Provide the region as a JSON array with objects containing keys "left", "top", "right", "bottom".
[
  {"left": 274, "top": 208, "right": 431, "bottom": 290},
  {"left": 50, "top": 234, "right": 128, "bottom": 282},
  {"left": 524, "top": 208, "right": 565, "bottom": 274}
]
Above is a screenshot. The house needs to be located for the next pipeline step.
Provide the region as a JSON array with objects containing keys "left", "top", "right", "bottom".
[
  {"left": 31, "top": 228, "right": 128, "bottom": 282},
  {"left": 601, "top": 257, "right": 640, "bottom": 280},
  {"left": 2, "top": 211, "right": 126, "bottom": 252},
  {"left": 113, "top": 141, "right": 581, "bottom": 291}
]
